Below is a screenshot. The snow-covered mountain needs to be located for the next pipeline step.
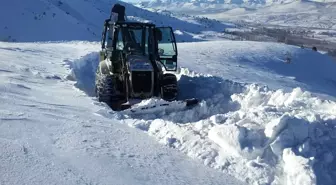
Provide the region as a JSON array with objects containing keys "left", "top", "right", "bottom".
[
  {"left": 1, "top": 0, "right": 336, "bottom": 185},
  {"left": 136, "top": 0, "right": 336, "bottom": 29},
  {"left": 0, "top": 0, "right": 234, "bottom": 42},
  {"left": 139, "top": 0, "right": 336, "bottom": 6},
  {"left": 201, "top": 0, "right": 336, "bottom": 29},
  {"left": 139, "top": 0, "right": 263, "bottom": 7}
]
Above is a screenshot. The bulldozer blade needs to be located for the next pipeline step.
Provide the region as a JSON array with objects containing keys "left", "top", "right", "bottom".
[{"left": 121, "top": 98, "right": 200, "bottom": 114}]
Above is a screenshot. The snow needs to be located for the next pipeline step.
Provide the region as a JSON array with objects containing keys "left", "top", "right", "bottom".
[
  {"left": 63, "top": 40, "right": 336, "bottom": 185},
  {"left": 0, "top": 0, "right": 233, "bottom": 42},
  {"left": 2, "top": 39, "right": 336, "bottom": 185},
  {"left": 177, "top": 41, "right": 336, "bottom": 99},
  {"left": 2, "top": 0, "right": 336, "bottom": 185},
  {"left": 0, "top": 41, "right": 245, "bottom": 185},
  {"left": 138, "top": 0, "right": 336, "bottom": 32},
  {"left": 282, "top": 148, "right": 316, "bottom": 185}
]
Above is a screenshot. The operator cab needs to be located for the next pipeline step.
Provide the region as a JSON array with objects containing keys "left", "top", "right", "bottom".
[
  {"left": 102, "top": 21, "right": 154, "bottom": 53},
  {"left": 100, "top": 20, "right": 178, "bottom": 72}
]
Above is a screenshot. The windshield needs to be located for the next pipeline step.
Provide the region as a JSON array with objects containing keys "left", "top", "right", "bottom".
[{"left": 116, "top": 25, "right": 153, "bottom": 55}]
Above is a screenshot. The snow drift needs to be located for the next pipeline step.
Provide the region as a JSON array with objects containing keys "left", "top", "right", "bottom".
[{"left": 67, "top": 40, "right": 336, "bottom": 185}]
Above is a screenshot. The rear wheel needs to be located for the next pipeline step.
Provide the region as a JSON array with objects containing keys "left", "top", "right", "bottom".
[{"left": 160, "top": 73, "right": 178, "bottom": 101}]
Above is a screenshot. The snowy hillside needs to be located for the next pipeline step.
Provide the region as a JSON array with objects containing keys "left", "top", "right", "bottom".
[
  {"left": 2, "top": 39, "right": 336, "bottom": 185},
  {"left": 201, "top": 1, "right": 336, "bottom": 29},
  {"left": 0, "top": 0, "right": 233, "bottom": 42},
  {"left": 139, "top": 0, "right": 336, "bottom": 7},
  {"left": 137, "top": 0, "right": 336, "bottom": 30}
]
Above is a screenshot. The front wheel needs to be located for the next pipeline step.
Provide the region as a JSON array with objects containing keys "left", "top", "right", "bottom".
[
  {"left": 95, "top": 73, "right": 125, "bottom": 110},
  {"left": 160, "top": 73, "right": 178, "bottom": 101}
]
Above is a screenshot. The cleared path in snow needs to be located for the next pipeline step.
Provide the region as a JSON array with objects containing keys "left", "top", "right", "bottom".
[
  {"left": 2, "top": 40, "right": 336, "bottom": 185},
  {"left": 68, "top": 40, "right": 336, "bottom": 185},
  {"left": 0, "top": 41, "right": 245, "bottom": 185}
]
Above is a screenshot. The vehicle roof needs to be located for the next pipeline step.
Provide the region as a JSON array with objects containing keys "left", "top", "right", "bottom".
[{"left": 114, "top": 21, "right": 155, "bottom": 27}]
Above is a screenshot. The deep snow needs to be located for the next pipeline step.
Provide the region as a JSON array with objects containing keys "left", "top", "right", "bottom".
[
  {"left": 1, "top": 39, "right": 336, "bottom": 185},
  {"left": 66, "top": 40, "right": 336, "bottom": 185},
  {"left": 1, "top": 0, "right": 336, "bottom": 185}
]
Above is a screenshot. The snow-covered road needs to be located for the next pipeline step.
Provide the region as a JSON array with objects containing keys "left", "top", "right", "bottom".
[
  {"left": 1, "top": 40, "right": 336, "bottom": 185},
  {"left": 0, "top": 41, "right": 244, "bottom": 185}
]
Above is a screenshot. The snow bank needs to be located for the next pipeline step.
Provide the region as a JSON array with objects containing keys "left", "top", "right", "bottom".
[
  {"left": 65, "top": 52, "right": 100, "bottom": 97},
  {"left": 133, "top": 85, "right": 336, "bottom": 185},
  {"left": 228, "top": 85, "right": 336, "bottom": 185}
]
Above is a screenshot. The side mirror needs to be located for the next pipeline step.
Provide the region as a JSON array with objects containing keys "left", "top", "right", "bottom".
[{"left": 158, "top": 48, "right": 164, "bottom": 55}]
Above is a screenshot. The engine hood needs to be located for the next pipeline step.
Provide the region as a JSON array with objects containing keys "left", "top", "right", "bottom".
[{"left": 127, "top": 54, "right": 154, "bottom": 71}]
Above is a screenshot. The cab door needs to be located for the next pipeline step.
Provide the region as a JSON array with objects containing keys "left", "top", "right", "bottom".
[{"left": 156, "top": 27, "right": 178, "bottom": 71}]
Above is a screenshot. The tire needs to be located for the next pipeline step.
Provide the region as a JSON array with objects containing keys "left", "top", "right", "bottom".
[
  {"left": 160, "top": 73, "right": 178, "bottom": 101},
  {"left": 95, "top": 72, "right": 124, "bottom": 110}
]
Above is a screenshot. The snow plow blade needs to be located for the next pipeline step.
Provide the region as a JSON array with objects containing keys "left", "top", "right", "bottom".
[{"left": 121, "top": 98, "right": 199, "bottom": 114}]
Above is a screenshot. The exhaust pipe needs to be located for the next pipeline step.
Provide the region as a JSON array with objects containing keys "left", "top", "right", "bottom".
[{"left": 110, "top": 3, "right": 126, "bottom": 22}]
